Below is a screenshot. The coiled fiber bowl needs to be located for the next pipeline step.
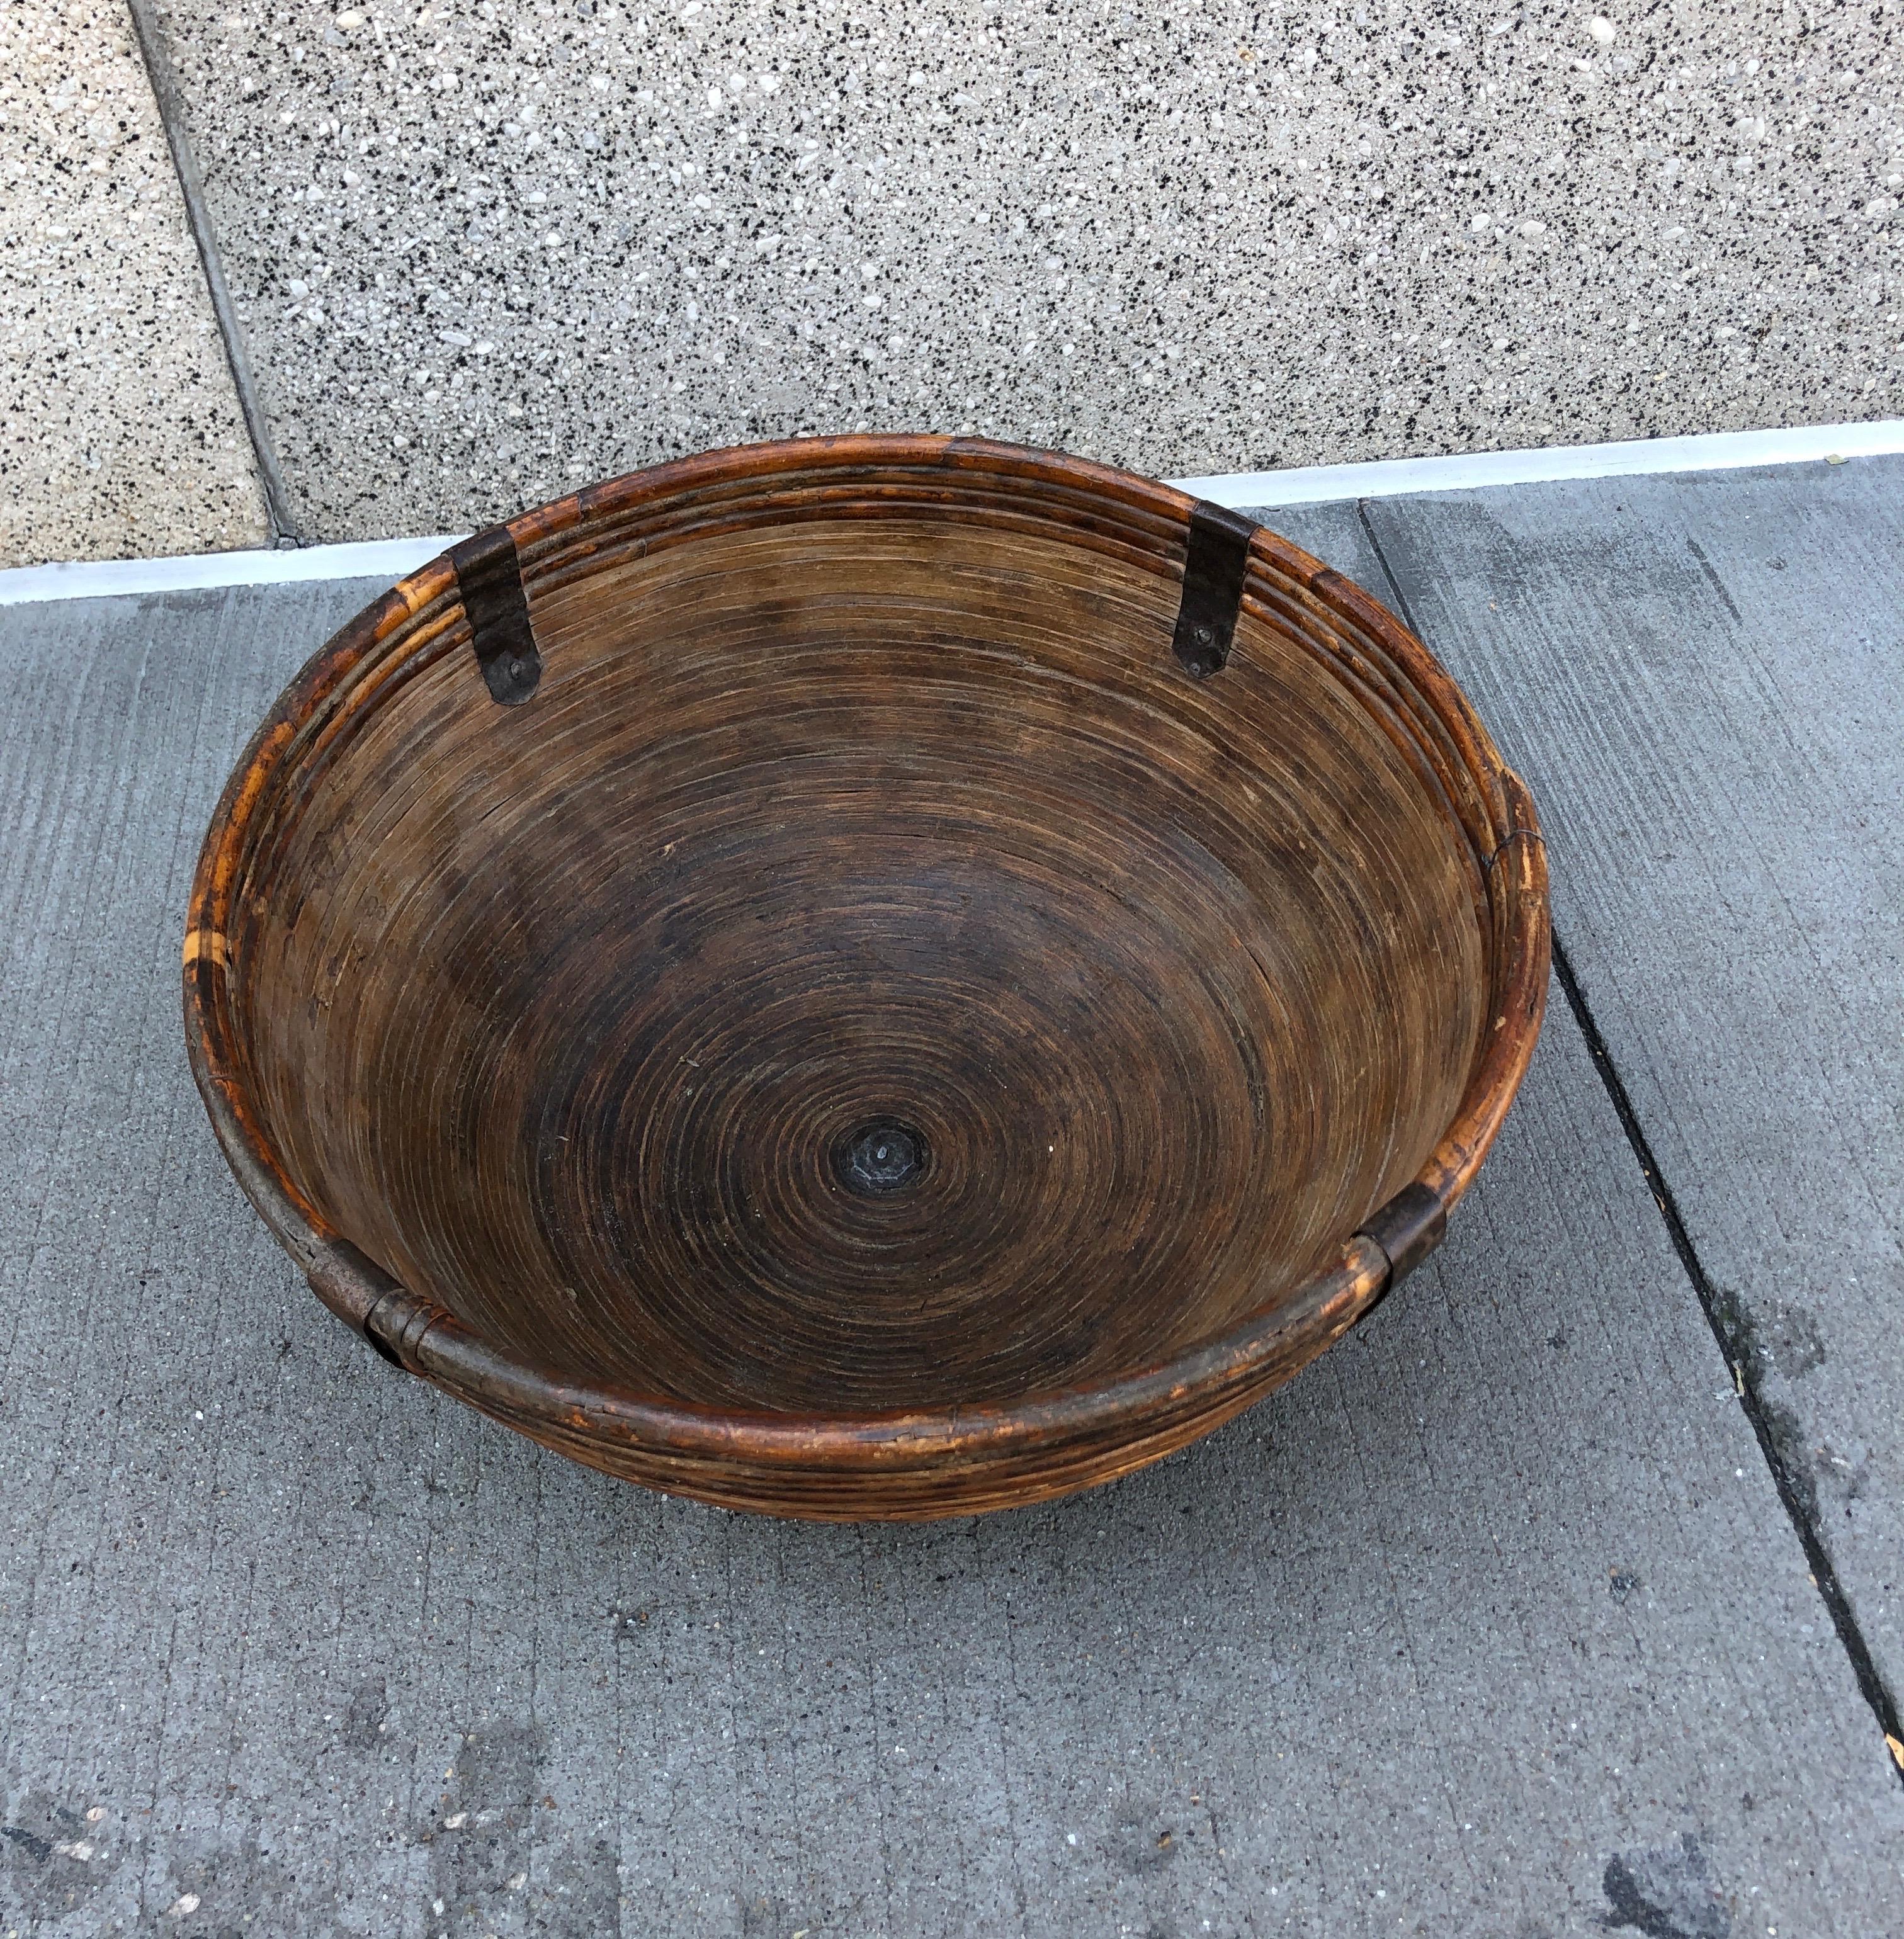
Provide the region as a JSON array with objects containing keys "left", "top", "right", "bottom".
[{"left": 186, "top": 436, "right": 1548, "bottom": 1520}]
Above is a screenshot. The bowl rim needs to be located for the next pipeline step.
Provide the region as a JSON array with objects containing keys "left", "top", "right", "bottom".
[{"left": 184, "top": 432, "right": 1550, "bottom": 1474}]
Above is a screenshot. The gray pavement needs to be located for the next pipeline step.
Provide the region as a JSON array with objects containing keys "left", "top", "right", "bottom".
[
  {"left": 3, "top": 468, "right": 1903, "bottom": 1936},
  {"left": 1356, "top": 457, "right": 1904, "bottom": 1709}
]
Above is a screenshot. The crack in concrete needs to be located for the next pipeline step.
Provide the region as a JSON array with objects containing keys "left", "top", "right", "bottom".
[
  {"left": 1353, "top": 493, "right": 1904, "bottom": 1799},
  {"left": 125, "top": 0, "right": 300, "bottom": 546}
]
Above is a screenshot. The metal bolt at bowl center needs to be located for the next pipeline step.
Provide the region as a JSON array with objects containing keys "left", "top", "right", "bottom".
[{"left": 834, "top": 1117, "right": 929, "bottom": 1196}]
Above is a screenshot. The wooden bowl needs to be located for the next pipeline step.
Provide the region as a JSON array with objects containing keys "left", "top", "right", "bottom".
[{"left": 186, "top": 437, "right": 1548, "bottom": 1520}]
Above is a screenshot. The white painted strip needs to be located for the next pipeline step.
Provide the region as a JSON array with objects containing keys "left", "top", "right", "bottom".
[
  {"left": 0, "top": 533, "right": 465, "bottom": 608},
  {"left": 3, "top": 417, "right": 1900, "bottom": 607},
  {"left": 1177, "top": 417, "right": 1904, "bottom": 509}
]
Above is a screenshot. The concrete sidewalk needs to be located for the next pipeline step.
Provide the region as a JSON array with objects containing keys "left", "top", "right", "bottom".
[{"left": 1, "top": 456, "right": 1901, "bottom": 1936}]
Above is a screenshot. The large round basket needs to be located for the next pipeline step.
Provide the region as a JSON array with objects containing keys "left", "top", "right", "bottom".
[{"left": 186, "top": 436, "right": 1548, "bottom": 1520}]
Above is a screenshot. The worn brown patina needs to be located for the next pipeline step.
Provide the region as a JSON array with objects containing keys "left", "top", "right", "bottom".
[{"left": 184, "top": 436, "right": 1550, "bottom": 1520}]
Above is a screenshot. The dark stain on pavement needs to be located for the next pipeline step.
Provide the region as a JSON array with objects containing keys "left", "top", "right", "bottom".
[{"left": 1601, "top": 1831, "right": 1731, "bottom": 1938}]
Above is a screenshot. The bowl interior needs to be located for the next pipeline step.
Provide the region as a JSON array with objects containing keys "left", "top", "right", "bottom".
[{"left": 230, "top": 506, "right": 1488, "bottom": 1412}]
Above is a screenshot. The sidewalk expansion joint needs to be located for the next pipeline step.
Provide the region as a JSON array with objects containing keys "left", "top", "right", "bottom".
[
  {"left": 127, "top": 0, "right": 300, "bottom": 548},
  {"left": 1351, "top": 495, "right": 1904, "bottom": 1795}
]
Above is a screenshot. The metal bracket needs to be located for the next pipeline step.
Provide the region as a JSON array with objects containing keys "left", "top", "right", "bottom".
[
  {"left": 306, "top": 1237, "right": 443, "bottom": 1373},
  {"left": 450, "top": 524, "right": 541, "bottom": 705},
  {"left": 362, "top": 1283, "right": 451, "bottom": 1374},
  {"left": 1171, "top": 500, "right": 1259, "bottom": 678},
  {"left": 1355, "top": 1181, "right": 1448, "bottom": 1297}
]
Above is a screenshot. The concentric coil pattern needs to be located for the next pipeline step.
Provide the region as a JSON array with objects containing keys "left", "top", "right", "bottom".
[{"left": 187, "top": 438, "right": 1548, "bottom": 1517}]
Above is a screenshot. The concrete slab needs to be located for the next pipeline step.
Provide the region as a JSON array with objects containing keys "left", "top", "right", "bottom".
[
  {"left": 3, "top": 512, "right": 1901, "bottom": 1935},
  {"left": 0, "top": 0, "right": 268, "bottom": 567},
  {"left": 144, "top": 0, "right": 1903, "bottom": 544},
  {"left": 1357, "top": 454, "right": 1904, "bottom": 1721}
]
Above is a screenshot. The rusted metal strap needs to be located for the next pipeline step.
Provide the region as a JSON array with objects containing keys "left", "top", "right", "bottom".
[
  {"left": 450, "top": 524, "right": 541, "bottom": 705},
  {"left": 363, "top": 1283, "right": 452, "bottom": 1373},
  {"left": 306, "top": 1237, "right": 446, "bottom": 1372},
  {"left": 1171, "top": 500, "right": 1259, "bottom": 679},
  {"left": 1356, "top": 1181, "right": 1448, "bottom": 1293}
]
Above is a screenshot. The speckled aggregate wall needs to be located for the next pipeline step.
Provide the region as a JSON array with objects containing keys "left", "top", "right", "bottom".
[
  {"left": 1, "top": 1, "right": 268, "bottom": 567},
  {"left": 157, "top": 0, "right": 1901, "bottom": 543}
]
